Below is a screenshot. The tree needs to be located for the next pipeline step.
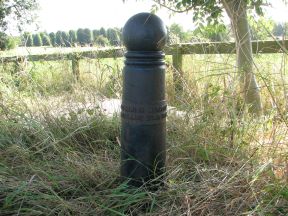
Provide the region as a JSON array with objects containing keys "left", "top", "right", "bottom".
[
  {"left": 61, "top": 31, "right": 70, "bottom": 47},
  {"left": 49, "top": 32, "right": 56, "bottom": 46},
  {"left": 55, "top": 31, "right": 63, "bottom": 46},
  {"left": 0, "top": 1, "right": 37, "bottom": 50},
  {"left": 33, "top": 33, "right": 42, "bottom": 46},
  {"left": 95, "top": 35, "right": 109, "bottom": 47},
  {"left": 27, "top": 34, "right": 33, "bottom": 46},
  {"left": 77, "top": 28, "right": 92, "bottom": 46},
  {"left": 107, "top": 28, "right": 120, "bottom": 46},
  {"left": 40, "top": 32, "right": 51, "bottom": 46},
  {"left": 169, "top": 23, "right": 186, "bottom": 42},
  {"left": 193, "top": 23, "right": 230, "bottom": 42},
  {"left": 22, "top": 32, "right": 33, "bottom": 46},
  {"left": 153, "top": 0, "right": 266, "bottom": 115},
  {"left": 99, "top": 27, "right": 107, "bottom": 38},
  {"left": 222, "top": 0, "right": 262, "bottom": 115},
  {"left": 93, "top": 29, "right": 100, "bottom": 42},
  {"left": 83, "top": 28, "right": 92, "bottom": 44},
  {"left": 167, "top": 32, "right": 180, "bottom": 44},
  {"left": 68, "top": 30, "right": 77, "bottom": 46},
  {"left": 77, "top": 28, "right": 85, "bottom": 45},
  {"left": 0, "top": 0, "right": 38, "bottom": 32},
  {"left": 0, "top": 32, "right": 17, "bottom": 50},
  {"left": 248, "top": 16, "right": 274, "bottom": 40},
  {"left": 42, "top": 34, "right": 51, "bottom": 46},
  {"left": 273, "top": 23, "right": 287, "bottom": 37}
]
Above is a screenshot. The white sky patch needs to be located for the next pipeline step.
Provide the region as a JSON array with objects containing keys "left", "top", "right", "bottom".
[
  {"left": 34, "top": 0, "right": 288, "bottom": 33},
  {"left": 37, "top": 0, "right": 194, "bottom": 32},
  {"left": 265, "top": 0, "right": 288, "bottom": 23}
]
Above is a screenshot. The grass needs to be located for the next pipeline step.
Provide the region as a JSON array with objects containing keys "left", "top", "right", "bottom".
[{"left": 0, "top": 47, "right": 287, "bottom": 215}]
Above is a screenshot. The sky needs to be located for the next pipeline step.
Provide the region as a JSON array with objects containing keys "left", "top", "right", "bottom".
[
  {"left": 37, "top": 0, "right": 191, "bottom": 32},
  {"left": 33, "top": 0, "right": 288, "bottom": 33}
]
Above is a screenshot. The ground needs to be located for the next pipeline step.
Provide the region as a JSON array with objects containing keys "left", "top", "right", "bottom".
[{"left": 0, "top": 47, "right": 287, "bottom": 215}]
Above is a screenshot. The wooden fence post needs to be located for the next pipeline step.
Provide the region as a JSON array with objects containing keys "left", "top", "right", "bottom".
[
  {"left": 172, "top": 45, "right": 183, "bottom": 93},
  {"left": 71, "top": 55, "right": 80, "bottom": 81}
]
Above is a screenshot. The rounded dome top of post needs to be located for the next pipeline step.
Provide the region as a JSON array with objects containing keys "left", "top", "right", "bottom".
[{"left": 123, "top": 13, "right": 167, "bottom": 51}]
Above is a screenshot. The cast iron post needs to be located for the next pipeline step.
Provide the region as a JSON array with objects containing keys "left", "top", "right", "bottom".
[{"left": 121, "top": 13, "right": 167, "bottom": 188}]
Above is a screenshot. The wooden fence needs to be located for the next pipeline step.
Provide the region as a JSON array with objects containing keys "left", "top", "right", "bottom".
[{"left": 1, "top": 40, "right": 288, "bottom": 83}]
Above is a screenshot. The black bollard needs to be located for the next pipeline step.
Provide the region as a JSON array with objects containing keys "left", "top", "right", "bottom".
[{"left": 121, "top": 13, "right": 167, "bottom": 188}]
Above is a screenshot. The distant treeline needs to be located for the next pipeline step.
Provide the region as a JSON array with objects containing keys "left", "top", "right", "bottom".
[
  {"left": 22, "top": 27, "right": 122, "bottom": 47},
  {"left": 1, "top": 18, "right": 287, "bottom": 51}
]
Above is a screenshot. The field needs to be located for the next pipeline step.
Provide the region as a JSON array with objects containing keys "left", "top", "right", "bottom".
[{"left": 0, "top": 46, "right": 288, "bottom": 215}]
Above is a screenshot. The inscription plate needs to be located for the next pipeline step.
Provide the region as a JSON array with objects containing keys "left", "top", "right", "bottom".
[{"left": 121, "top": 102, "right": 167, "bottom": 122}]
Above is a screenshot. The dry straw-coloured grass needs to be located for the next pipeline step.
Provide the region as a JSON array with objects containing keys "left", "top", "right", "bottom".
[{"left": 0, "top": 47, "right": 287, "bottom": 215}]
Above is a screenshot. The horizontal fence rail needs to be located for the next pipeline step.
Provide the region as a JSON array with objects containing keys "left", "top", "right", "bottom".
[
  {"left": 0, "top": 47, "right": 125, "bottom": 63},
  {"left": 1, "top": 40, "right": 287, "bottom": 82},
  {"left": 1, "top": 40, "right": 287, "bottom": 62},
  {"left": 165, "top": 39, "right": 288, "bottom": 55}
]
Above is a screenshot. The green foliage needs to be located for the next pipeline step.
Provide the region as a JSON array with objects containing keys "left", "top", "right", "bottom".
[
  {"left": 95, "top": 35, "right": 109, "bottom": 47},
  {"left": 49, "top": 32, "right": 56, "bottom": 47},
  {"left": 61, "top": 31, "right": 70, "bottom": 47},
  {"left": 27, "top": 34, "right": 33, "bottom": 47},
  {"left": 92, "top": 29, "right": 100, "bottom": 42},
  {"left": 77, "top": 28, "right": 85, "bottom": 45},
  {"left": 153, "top": 0, "right": 267, "bottom": 115},
  {"left": 273, "top": 23, "right": 288, "bottom": 37},
  {"left": 68, "top": 30, "right": 77, "bottom": 46},
  {"left": 169, "top": 23, "right": 186, "bottom": 42},
  {"left": 22, "top": 32, "right": 33, "bottom": 47},
  {"left": 83, "top": 28, "right": 92, "bottom": 44},
  {"left": 0, "top": 0, "right": 38, "bottom": 32},
  {"left": 77, "top": 28, "right": 92, "bottom": 45},
  {"left": 154, "top": 0, "right": 223, "bottom": 25},
  {"left": 33, "top": 33, "right": 42, "bottom": 46},
  {"left": 55, "top": 31, "right": 63, "bottom": 46},
  {"left": 99, "top": 27, "right": 106, "bottom": 37},
  {"left": 168, "top": 23, "right": 194, "bottom": 43},
  {"left": 248, "top": 16, "right": 274, "bottom": 40},
  {"left": 0, "top": 32, "right": 17, "bottom": 50},
  {"left": 45, "top": 27, "right": 121, "bottom": 48},
  {"left": 167, "top": 32, "right": 180, "bottom": 44},
  {"left": 193, "top": 23, "right": 230, "bottom": 42},
  {"left": 107, "top": 28, "right": 120, "bottom": 46},
  {"left": 41, "top": 33, "right": 51, "bottom": 46},
  {"left": 153, "top": 0, "right": 267, "bottom": 25}
]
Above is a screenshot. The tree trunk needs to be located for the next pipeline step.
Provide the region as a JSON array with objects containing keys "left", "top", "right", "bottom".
[{"left": 221, "top": 0, "right": 263, "bottom": 115}]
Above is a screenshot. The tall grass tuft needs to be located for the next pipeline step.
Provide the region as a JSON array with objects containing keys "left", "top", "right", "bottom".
[{"left": 0, "top": 48, "right": 287, "bottom": 215}]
